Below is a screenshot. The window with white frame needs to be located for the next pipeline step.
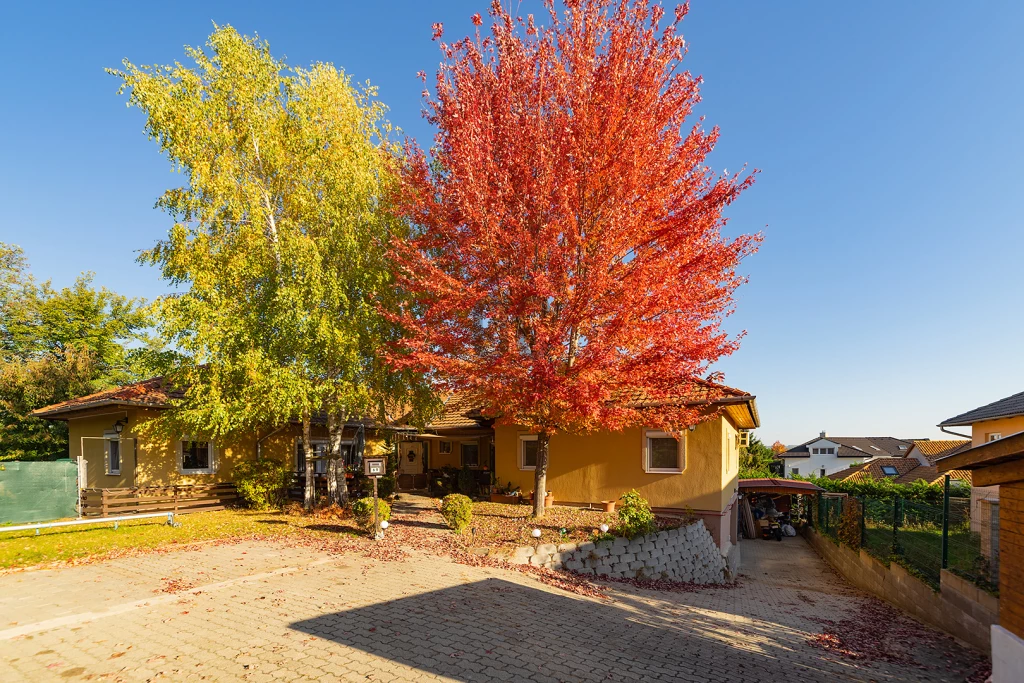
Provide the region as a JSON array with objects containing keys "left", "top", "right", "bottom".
[
  {"left": 812, "top": 447, "right": 820, "bottom": 455},
  {"left": 179, "top": 438, "right": 216, "bottom": 474},
  {"left": 519, "top": 434, "right": 538, "bottom": 470},
  {"left": 461, "top": 442, "right": 480, "bottom": 468},
  {"left": 791, "top": 467, "right": 800, "bottom": 476},
  {"left": 295, "top": 439, "right": 344, "bottom": 475},
  {"left": 104, "top": 431, "right": 121, "bottom": 475},
  {"left": 644, "top": 430, "right": 683, "bottom": 473},
  {"left": 987, "top": 433, "right": 1002, "bottom": 442}
]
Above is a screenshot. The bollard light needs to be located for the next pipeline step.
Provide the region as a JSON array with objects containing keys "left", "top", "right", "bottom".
[
  {"left": 531, "top": 528, "right": 542, "bottom": 539},
  {"left": 599, "top": 524, "right": 609, "bottom": 534},
  {"left": 380, "top": 520, "right": 389, "bottom": 530}
]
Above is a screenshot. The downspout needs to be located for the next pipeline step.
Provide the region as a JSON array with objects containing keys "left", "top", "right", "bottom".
[{"left": 940, "top": 426, "right": 971, "bottom": 439}]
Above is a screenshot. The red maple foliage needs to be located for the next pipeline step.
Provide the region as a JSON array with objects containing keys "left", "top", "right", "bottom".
[{"left": 392, "top": 0, "right": 760, "bottom": 517}]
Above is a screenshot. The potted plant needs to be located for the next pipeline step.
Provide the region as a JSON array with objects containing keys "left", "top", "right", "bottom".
[
  {"left": 489, "top": 479, "right": 522, "bottom": 504},
  {"left": 600, "top": 500, "right": 616, "bottom": 513}
]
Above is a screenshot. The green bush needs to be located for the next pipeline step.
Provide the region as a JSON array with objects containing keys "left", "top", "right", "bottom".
[
  {"left": 440, "top": 493, "right": 473, "bottom": 532},
  {"left": 617, "top": 489, "right": 655, "bottom": 538},
  {"left": 233, "top": 459, "right": 291, "bottom": 510},
  {"left": 352, "top": 497, "right": 391, "bottom": 532},
  {"left": 799, "top": 473, "right": 971, "bottom": 504}
]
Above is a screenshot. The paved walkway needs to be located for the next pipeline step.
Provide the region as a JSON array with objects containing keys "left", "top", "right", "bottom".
[{"left": 0, "top": 513, "right": 983, "bottom": 682}]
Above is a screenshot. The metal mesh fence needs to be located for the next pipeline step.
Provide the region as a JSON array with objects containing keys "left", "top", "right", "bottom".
[
  {"left": 811, "top": 486, "right": 997, "bottom": 593},
  {"left": 0, "top": 460, "right": 79, "bottom": 524}
]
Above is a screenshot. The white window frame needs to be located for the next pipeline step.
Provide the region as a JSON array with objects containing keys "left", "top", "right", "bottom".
[
  {"left": 791, "top": 467, "right": 800, "bottom": 476},
  {"left": 988, "top": 433, "right": 1002, "bottom": 442},
  {"left": 103, "top": 430, "right": 121, "bottom": 476},
  {"left": 643, "top": 430, "right": 684, "bottom": 474},
  {"left": 519, "top": 434, "right": 538, "bottom": 470},
  {"left": 178, "top": 437, "right": 217, "bottom": 475},
  {"left": 880, "top": 465, "right": 899, "bottom": 476}
]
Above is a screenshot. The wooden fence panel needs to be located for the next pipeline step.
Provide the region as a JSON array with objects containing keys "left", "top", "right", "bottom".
[{"left": 80, "top": 483, "right": 238, "bottom": 517}]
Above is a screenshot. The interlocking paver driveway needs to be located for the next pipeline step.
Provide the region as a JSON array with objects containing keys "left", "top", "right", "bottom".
[{"left": 0, "top": 520, "right": 982, "bottom": 682}]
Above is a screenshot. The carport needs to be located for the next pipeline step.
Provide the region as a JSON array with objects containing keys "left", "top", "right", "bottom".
[{"left": 738, "top": 478, "right": 823, "bottom": 540}]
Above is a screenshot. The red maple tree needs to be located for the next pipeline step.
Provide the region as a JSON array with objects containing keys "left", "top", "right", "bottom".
[{"left": 392, "top": 0, "right": 761, "bottom": 517}]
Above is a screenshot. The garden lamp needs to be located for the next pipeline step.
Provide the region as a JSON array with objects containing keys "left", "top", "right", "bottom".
[
  {"left": 531, "top": 528, "right": 541, "bottom": 539},
  {"left": 600, "top": 524, "right": 609, "bottom": 534},
  {"left": 380, "top": 520, "right": 389, "bottom": 530}
]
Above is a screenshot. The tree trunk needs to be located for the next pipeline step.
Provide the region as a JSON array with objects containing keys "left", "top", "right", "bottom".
[
  {"left": 303, "top": 412, "right": 314, "bottom": 510},
  {"left": 533, "top": 432, "right": 551, "bottom": 519},
  {"left": 329, "top": 410, "right": 349, "bottom": 505},
  {"left": 327, "top": 458, "right": 338, "bottom": 506}
]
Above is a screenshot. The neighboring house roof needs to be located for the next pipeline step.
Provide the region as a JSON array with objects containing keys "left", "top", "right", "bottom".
[
  {"left": 828, "top": 457, "right": 972, "bottom": 485},
  {"left": 939, "top": 390, "right": 1024, "bottom": 427},
  {"left": 909, "top": 439, "right": 972, "bottom": 465},
  {"left": 782, "top": 436, "right": 914, "bottom": 459},
  {"left": 621, "top": 379, "right": 759, "bottom": 430},
  {"left": 30, "top": 377, "right": 180, "bottom": 418}
]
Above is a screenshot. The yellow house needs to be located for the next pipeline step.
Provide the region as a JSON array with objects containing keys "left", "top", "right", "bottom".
[
  {"left": 31, "top": 377, "right": 394, "bottom": 492},
  {"left": 420, "top": 383, "right": 758, "bottom": 557},
  {"left": 939, "top": 390, "right": 1024, "bottom": 531}
]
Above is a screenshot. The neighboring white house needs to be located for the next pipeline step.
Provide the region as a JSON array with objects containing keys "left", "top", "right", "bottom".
[{"left": 780, "top": 432, "right": 915, "bottom": 478}]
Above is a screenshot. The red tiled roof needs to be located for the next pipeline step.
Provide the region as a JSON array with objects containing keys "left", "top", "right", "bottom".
[
  {"left": 31, "top": 377, "right": 179, "bottom": 418},
  {"left": 893, "top": 466, "right": 972, "bottom": 486},
  {"left": 828, "top": 458, "right": 972, "bottom": 486}
]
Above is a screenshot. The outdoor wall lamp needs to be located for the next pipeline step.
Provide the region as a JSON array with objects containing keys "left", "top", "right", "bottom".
[
  {"left": 688, "top": 425, "right": 696, "bottom": 432},
  {"left": 113, "top": 419, "right": 127, "bottom": 435}
]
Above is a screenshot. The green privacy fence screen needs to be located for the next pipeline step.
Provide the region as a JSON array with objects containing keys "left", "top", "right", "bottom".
[
  {"left": 811, "top": 483, "right": 997, "bottom": 592},
  {"left": 0, "top": 460, "right": 79, "bottom": 524}
]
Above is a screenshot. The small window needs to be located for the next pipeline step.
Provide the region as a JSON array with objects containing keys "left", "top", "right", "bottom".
[
  {"left": 812, "top": 448, "right": 820, "bottom": 455},
  {"left": 519, "top": 435, "right": 538, "bottom": 470},
  {"left": 820, "top": 468, "right": 826, "bottom": 477},
  {"left": 645, "top": 430, "right": 683, "bottom": 473},
  {"left": 104, "top": 432, "right": 121, "bottom": 475},
  {"left": 826, "top": 448, "right": 835, "bottom": 455},
  {"left": 461, "top": 442, "right": 480, "bottom": 468},
  {"left": 180, "top": 439, "right": 216, "bottom": 474},
  {"left": 881, "top": 465, "right": 899, "bottom": 476},
  {"left": 898, "top": 445, "right": 907, "bottom": 451},
  {"left": 987, "top": 433, "right": 1002, "bottom": 442},
  {"left": 439, "top": 440, "right": 453, "bottom": 454},
  {"left": 871, "top": 446, "right": 881, "bottom": 451},
  {"left": 791, "top": 467, "right": 800, "bottom": 476}
]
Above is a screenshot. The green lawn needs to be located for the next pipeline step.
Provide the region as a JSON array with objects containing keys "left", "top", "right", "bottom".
[
  {"left": 863, "top": 524, "right": 984, "bottom": 580},
  {"left": 0, "top": 509, "right": 363, "bottom": 571}
]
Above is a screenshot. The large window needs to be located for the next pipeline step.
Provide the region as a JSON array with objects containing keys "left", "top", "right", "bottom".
[
  {"left": 296, "top": 440, "right": 353, "bottom": 474},
  {"left": 179, "top": 439, "right": 216, "bottom": 474},
  {"left": 104, "top": 432, "right": 121, "bottom": 475},
  {"left": 519, "top": 435, "right": 538, "bottom": 470},
  {"left": 644, "top": 430, "right": 683, "bottom": 473},
  {"left": 461, "top": 442, "right": 480, "bottom": 468}
]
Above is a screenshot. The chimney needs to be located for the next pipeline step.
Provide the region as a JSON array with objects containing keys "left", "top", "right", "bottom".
[{"left": 820, "top": 431, "right": 828, "bottom": 438}]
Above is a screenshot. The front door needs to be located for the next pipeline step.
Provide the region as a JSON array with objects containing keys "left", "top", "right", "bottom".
[{"left": 399, "top": 442, "right": 425, "bottom": 476}]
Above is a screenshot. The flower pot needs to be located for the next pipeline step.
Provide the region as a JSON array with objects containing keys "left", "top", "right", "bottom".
[
  {"left": 489, "top": 493, "right": 521, "bottom": 504},
  {"left": 530, "top": 492, "right": 555, "bottom": 508},
  {"left": 600, "top": 500, "right": 616, "bottom": 513}
]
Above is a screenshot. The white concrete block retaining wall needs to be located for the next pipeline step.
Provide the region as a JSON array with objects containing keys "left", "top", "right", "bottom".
[{"left": 505, "top": 520, "right": 728, "bottom": 584}]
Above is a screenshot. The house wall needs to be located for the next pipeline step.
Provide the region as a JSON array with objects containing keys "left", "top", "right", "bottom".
[
  {"left": 971, "top": 416, "right": 1024, "bottom": 448},
  {"left": 493, "top": 416, "right": 738, "bottom": 514},
  {"left": 69, "top": 408, "right": 390, "bottom": 489},
  {"left": 782, "top": 454, "right": 863, "bottom": 478},
  {"left": 424, "top": 433, "right": 493, "bottom": 471}
]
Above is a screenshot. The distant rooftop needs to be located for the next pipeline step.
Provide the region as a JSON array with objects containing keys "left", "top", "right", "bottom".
[{"left": 781, "top": 434, "right": 914, "bottom": 460}]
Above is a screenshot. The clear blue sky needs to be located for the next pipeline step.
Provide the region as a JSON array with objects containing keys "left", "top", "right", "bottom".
[{"left": 1, "top": 1, "right": 1021, "bottom": 445}]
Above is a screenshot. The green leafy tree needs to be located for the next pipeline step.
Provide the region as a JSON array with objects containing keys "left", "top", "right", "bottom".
[
  {"left": 110, "top": 26, "right": 432, "bottom": 504},
  {"left": 739, "top": 434, "right": 777, "bottom": 479},
  {"left": 0, "top": 243, "right": 151, "bottom": 460}
]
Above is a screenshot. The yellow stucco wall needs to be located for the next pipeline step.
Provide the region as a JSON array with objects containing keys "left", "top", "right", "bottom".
[
  {"left": 971, "top": 416, "right": 1024, "bottom": 448},
  {"left": 494, "top": 416, "right": 739, "bottom": 513},
  {"left": 425, "top": 434, "right": 492, "bottom": 471},
  {"left": 68, "top": 408, "right": 390, "bottom": 489}
]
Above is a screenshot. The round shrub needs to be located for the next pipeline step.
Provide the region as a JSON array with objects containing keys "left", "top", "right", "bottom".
[
  {"left": 617, "top": 489, "right": 655, "bottom": 538},
  {"left": 233, "top": 459, "right": 291, "bottom": 510},
  {"left": 352, "top": 497, "right": 392, "bottom": 532},
  {"left": 440, "top": 493, "right": 473, "bottom": 533}
]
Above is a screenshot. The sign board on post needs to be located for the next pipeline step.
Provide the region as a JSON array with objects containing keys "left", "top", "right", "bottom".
[
  {"left": 362, "top": 457, "right": 387, "bottom": 539},
  {"left": 363, "top": 457, "right": 386, "bottom": 478}
]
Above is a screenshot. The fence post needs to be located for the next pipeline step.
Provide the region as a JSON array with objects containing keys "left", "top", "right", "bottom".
[
  {"left": 941, "top": 475, "right": 950, "bottom": 570},
  {"left": 891, "top": 497, "right": 900, "bottom": 556},
  {"left": 859, "top": 495, "right": 866, "bottom": 547}
]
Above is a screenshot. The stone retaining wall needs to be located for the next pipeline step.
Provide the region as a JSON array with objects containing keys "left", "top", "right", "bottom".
[{"left": 504, "top": 520, "right": 728, "bottom": 584}]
